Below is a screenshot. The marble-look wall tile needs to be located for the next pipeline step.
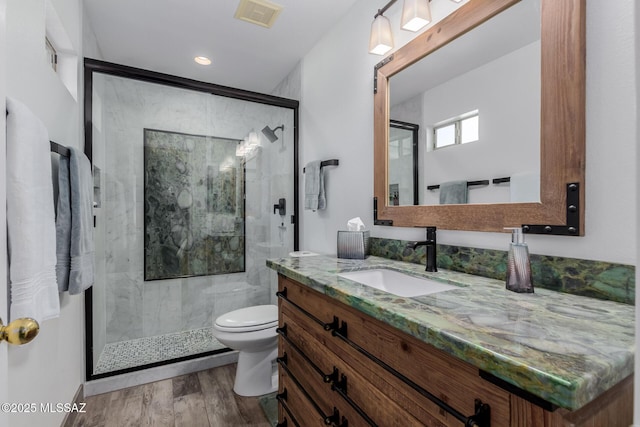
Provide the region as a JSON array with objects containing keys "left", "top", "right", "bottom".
[
  {"left": 370, "top": 237, "right": 635, "bottom": 304},
  {"left": 94, "top": 72, "right": 295, "bottom": 355},
  {"left": 143, "top": 280, "right": 183, "bottom": 337},
  {"left": 271, "top": 61, "right": 301, "bottom": 100},
  {"left": 105, "top": 272, "right": 144, "bottom": 343},
  {"left": 180, "top": 277, "right": 216, "bottom": 330},
  {"left": 213, "top": 280, "right": 270, "bottom": 317}
]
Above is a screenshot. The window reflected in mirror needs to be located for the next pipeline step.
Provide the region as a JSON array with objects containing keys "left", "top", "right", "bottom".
[{"left": 433, "top": 110, "right": 479, "bottom": 150}]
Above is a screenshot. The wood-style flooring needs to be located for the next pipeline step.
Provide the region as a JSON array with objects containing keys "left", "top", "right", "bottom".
[{"left": 65, "top": 364, "right": 272, "bottom": 427}]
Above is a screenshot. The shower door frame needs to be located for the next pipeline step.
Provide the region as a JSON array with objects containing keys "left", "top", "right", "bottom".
[{"left": 83, "top": 58, "right": 300, "bottom": 381}]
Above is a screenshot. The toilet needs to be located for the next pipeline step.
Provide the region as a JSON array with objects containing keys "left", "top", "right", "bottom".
[{"left": 212, "top": 304, "right": 279, "bottom": 397}]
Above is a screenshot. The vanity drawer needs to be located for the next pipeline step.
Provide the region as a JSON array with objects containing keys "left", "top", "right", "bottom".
[
  {"left": 278, "top": 354, "right": 372, "bottom": 427},
  {"left": 280, "top": 310, "right": 426, "bottom": 427},
  {"left": 278, "top": 274, "right": 511, "bottom": 426},
  {"left": 278, "top": 369, "right": 331, "bottom": 427}
]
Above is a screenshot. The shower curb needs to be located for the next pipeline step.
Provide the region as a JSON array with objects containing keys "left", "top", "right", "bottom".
[{"left": 83, "top": 351, "right": 239, "bottom": 397}]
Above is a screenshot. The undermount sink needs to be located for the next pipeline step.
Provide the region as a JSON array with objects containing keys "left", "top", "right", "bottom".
[{"left": 337, "top": 269, "right": 458, "bottom": 297}]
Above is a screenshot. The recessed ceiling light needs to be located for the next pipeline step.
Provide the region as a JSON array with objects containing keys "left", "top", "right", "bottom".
[{"left": 194, "top": 56, "right": 212, "bottom": 65}]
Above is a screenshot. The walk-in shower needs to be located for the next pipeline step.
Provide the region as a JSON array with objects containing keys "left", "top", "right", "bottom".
[{"left": 84, "top": 59, "right": 298, "bottom": 379}]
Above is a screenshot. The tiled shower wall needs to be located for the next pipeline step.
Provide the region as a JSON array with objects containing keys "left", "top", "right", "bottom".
[{"left": 92, "top": 73, "right": 294, "bottom": 364}]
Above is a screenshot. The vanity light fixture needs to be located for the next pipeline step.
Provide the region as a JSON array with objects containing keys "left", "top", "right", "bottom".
[
  {"left": 401, "top": 0, "right": 432, "bottom": 32},
  {"left": 369, "top": 0, "right": 432, "bottom": 55},
  {"left": 369, "top": 13, "right": 394, "bottom": 55},
  {"left": 194, "top": 56, "right": 212, "bottom": 65}
]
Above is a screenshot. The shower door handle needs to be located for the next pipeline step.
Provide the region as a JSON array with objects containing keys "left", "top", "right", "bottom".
[{"left": 274, "top": 198, "right": 286, "bottom": 216}]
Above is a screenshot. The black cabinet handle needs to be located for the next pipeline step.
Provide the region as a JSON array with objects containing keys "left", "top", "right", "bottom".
[
  {"left": 331, "top": 374, "right": 378, "bottom": 427},
  {"left": 277, "top": 288, "right": 339, "bottom": 331},
  {"left": 276, "top": 286, "right": 488, "bottom": 426},
  {"left": 331, "top": 323, "right": 491, "bottom": 427},
  {"left": 277, "top": 325, "right": 339, "bottom": 383},
  {"left": 278, "top": 324, "right": 376, "bottom": 426},
  {"left": 277, "top": 358, "right": 347, "bottom": 427},
  {"left": 276, "top": 389, "right": 301, "bottom": 427}
]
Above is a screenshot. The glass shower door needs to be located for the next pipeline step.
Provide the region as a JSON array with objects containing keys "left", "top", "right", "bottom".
[{"left": 86, "top": 61, "right": 297, "bottom": 378}]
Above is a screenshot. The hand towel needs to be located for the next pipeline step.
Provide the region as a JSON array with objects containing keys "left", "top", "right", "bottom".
[
  {"left": 304, "top": 161, "right": 326, "bottom": 211},
  {"left": 439, "top": 180, "right": 468, "bottom": 205},
  {"left": 67, "top": 147, "right": 95, "bottom": 294},
  {"left": 55, "top": 155, "right": 72, "bottom": 291},
  {"left": 510, "top": 171, "right": 540, "bottom": 202},
  {"left": 6, "top": 97, "right": 60, "bottom": 322}
]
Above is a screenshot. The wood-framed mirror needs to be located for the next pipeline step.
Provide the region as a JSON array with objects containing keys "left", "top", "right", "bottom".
[{"left": 373, "top": 0, "right": 585, "bottom": 234}]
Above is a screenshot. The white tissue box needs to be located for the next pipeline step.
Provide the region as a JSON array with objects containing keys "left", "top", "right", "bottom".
[{"left": 337, "top": 231, "right": 370, "bottom": 259}]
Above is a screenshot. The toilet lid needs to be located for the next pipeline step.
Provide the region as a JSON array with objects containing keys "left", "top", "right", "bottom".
[{"left": 214, "top": 305, "right": 278, "bottom": 332}]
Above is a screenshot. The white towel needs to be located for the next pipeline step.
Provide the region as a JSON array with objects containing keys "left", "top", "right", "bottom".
[
  {"left": 304, "top": 161, "right": 326, "bottom": 211},
  {"left": 6, "top": 97, "right": 60, "bottom": 322},
  {"left": 56, "top": 147, "right": 95, "bottom": 294},
  {"left": 68, "top": 147, "right": 95, "bottom": 294},
  {"left": 56, "top": 155, "right": 71, "bottom": 291}
]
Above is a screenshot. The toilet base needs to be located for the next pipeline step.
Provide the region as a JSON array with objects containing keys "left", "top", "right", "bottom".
[{"left": 233, "top": 346, "right": 278, "bottom": 397}]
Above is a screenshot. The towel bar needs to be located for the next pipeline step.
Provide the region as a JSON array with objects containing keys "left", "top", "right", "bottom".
[
  {"left": 50, "top": 141, "right": 70, "bottom": 157},
  {"left": 303, "top": 159, "right": 339, "bottom": 173},
  {"left": 427, "top": 180, "right": 489, "bottom": 191}
]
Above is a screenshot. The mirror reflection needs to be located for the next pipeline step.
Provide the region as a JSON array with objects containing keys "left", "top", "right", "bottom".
[
  {"left": 388, "top": 120, "right": 419, "bottom": 205},
  {"left": 389, "top": 0, "right": 541, "bottom": 205}
]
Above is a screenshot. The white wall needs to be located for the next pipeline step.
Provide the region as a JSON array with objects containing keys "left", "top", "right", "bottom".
[
  {"left": 0, "top": 0, "right": 8, "bottom": 426},
  {"left": 392, "top": 41, "right": 540, "bottom": 205},
  {"left": 299, "top": 0, "right": 637, "bottom": 266},
  {"left": 419, "top": 41, "right": 540, "bottom": 205},
  {"left": 4, "top": 0, "right": 85, "bottom": 426}
]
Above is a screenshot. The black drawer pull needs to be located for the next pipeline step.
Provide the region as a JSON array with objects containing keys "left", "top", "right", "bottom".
[
  {"left": 277, "top": 288, "right": 340, "bottom": 331},
  {"left": 324, "top": 407, "right": 349, "bottom": 427},
  {"left": 277, "top": 325, "right": 339, "bottom": 383},
  {"left": 466, "top": 400, "right": 490, "bottom": 427},
  {"left": 278, "top": 356, "right": 345, "bottom": 426},
  {"left": 331, "top": 374, "right": 378, "bottom": 427},
  {"left": 277, "top": 325, "right": 375, "bottom": 426},
  {"left": 276, "top": 389, "right": 301, "bottom": 427},
  {"left": 332, "top": 321, "right": 491, "bottom": 427}
]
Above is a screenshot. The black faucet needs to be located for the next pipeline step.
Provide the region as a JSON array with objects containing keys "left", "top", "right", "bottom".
[{"left": 410, "top": 227, "right": 437, "bottom": 272}]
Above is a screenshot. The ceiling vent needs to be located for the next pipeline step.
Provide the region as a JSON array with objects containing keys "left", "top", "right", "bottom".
[{"left": 234, "top": 0, "right": 283, "bottom": 28}]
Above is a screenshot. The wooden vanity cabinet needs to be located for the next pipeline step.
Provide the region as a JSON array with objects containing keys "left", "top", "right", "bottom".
[{"left": 276, "top": 274, "right": 632, "bottom": 427}]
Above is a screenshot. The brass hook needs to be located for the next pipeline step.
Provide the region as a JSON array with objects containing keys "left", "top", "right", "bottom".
[{"left": 0, "top": 317, "right": 39, "bottom": 345}]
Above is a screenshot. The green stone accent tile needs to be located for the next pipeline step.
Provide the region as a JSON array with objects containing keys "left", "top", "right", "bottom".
[
  {"left": 267, "top": 255, "right": 634, "bottom": 411},
  {"left": 370, "top": 237, "right": 635, "bottom": 305}
]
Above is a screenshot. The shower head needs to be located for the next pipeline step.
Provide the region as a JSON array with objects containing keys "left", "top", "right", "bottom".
[{"left": 261, "top": 125, "right": 284, "bottom": 143}]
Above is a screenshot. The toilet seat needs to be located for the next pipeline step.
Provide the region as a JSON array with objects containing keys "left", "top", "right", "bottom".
[{"left": 214, "top": 305, "right": 278, "bottom": 332}]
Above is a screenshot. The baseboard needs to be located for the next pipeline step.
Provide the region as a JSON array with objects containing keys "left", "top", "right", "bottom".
[
  {"left": 83, "top": 350, "right": 239, "bottom": 397},
  {"left": 60, "top": 384, "right": 84, "bottom": 427}
]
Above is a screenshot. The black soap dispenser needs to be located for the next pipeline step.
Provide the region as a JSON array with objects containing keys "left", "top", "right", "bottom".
[{"left": 505, "top": 227, "right": 534, "bottom": 293}]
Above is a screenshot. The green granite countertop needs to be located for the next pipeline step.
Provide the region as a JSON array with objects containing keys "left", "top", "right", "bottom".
[{"left": 266, "top": 255, "right": 634, "bottom": 411}]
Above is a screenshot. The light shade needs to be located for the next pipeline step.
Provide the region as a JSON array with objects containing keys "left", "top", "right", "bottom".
[
  {"left": 369, "top": 14, "right": 393, "bottom": 55},
  {"left": 401, "top": 0, "right": 432, "bottom": 32}
]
